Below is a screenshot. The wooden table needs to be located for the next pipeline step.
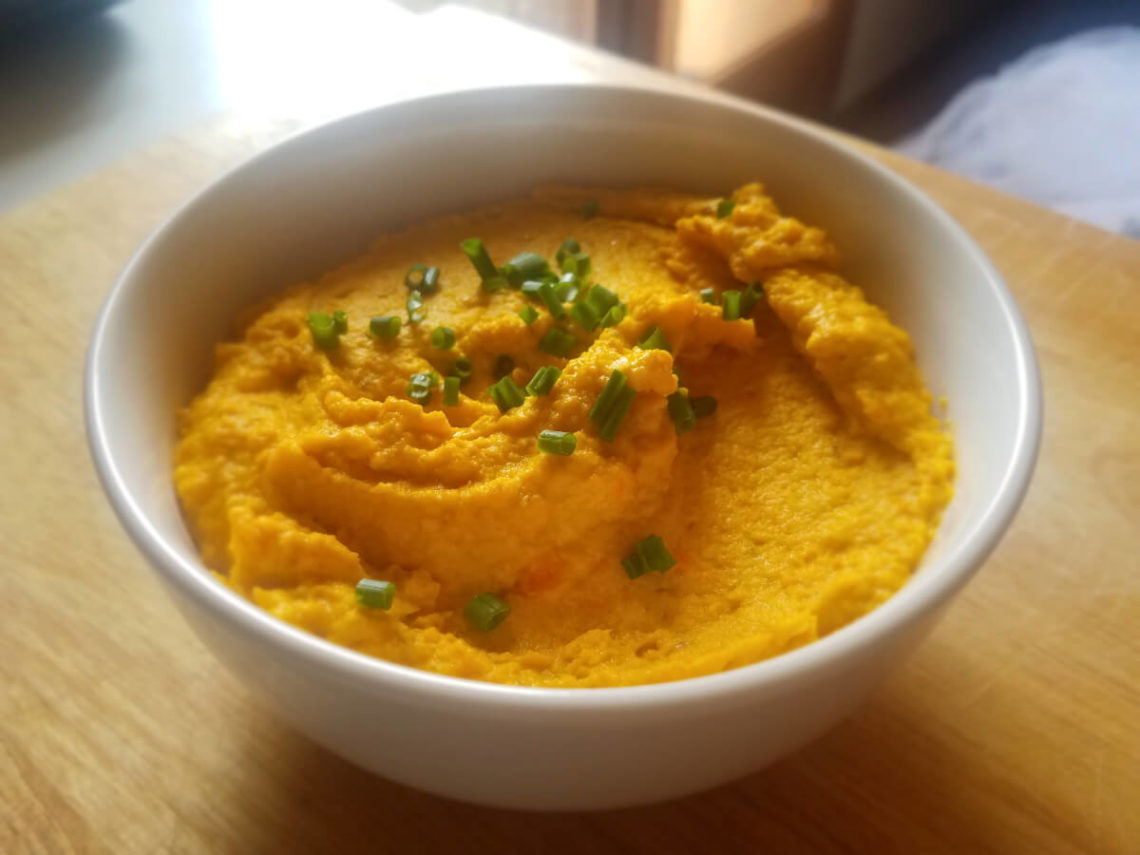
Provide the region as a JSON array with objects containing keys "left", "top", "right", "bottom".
[{"left": 3, "top": 9, "right": 1138, "bottom": 854}]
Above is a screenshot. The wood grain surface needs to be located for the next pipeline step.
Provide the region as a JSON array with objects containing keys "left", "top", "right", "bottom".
[{"left": 3, "top": 20, "right": 1139, "bottom": 855}]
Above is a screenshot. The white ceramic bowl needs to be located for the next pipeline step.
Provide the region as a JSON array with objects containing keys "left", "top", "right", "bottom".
[{"left": 86, "top": 85, "right": 1041, "bottom": 810}]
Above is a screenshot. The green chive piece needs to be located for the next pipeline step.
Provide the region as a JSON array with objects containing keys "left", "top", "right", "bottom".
[
  {"left": 501, "top": 252, "right": 551, "bottom": 286},
  {"left": 526, "top": 365, "right": 561, "bottom": 396},
  {"left": 493, "top": 354, "right": 514, "bottom": 380},
  {"left": 443, "top": 375, "right": 460, "bottom": 406},
  {"left": 465, "top": 593, "right": 510, "bottom": 631},
  {"left": 622, "top": 534, "right": 677, "bottom": 579},
  {"left": 520, "top": 279, "right": 544, "bottom": 299},
  {"left": 488, "top": 376, "right": 526, "bottom": 412},
  {"left": 332, "top": 310, "right": 348, "bottom": 333},
  {"left": 716, "top": 198, "right": 735, "bottom": 219},
  {"left": 637, "top": 325, "right": 672, "bottom": 353},
  {"left": 589, "top": 370, "right": 628, "bottom": 425},
  {"left": 583, "top": 285, "right": 619, "bottom": 317},
  {"left": 537, "top": 429, "right": 576, "bottom": 456},
  {"left": 722, "top": 290, "right": 742, "bottom": 321},
  {"left": 581, "top": 200, "right": 599, "bottom": 219},
  {"left": 355, "top": 579, "right": 396, "bottom": 609},
  {"left": 538, "top": 327, "right": 576, "bottom": 358},
  {"left": 740, "top": 282, "right": 764, "bottom": 317},
  {"left": 452, "top": 356, "right": 474, "bottom": 379},
  {"left": 307, "top": 312, "right": 340, "bottom": 351},
  {"left": 556, "top": 238, "right": 581, "bottom": 265},
  {"left": 431, "top": 326, "right": 456, "bottom": 350},
  {"left": 699, "top": 287, "right": 718, "bottom": 305},
  {"left": 518, "top": 305, "right": 540, "bottom": 325},
  {"left": 536, "top": 281, "right": 566, "bottom": 320},
  {"left": 369, "top": 315, "right": 401, "bottom": 339},
  {"left": 554, "top": 274, "right": 579, "bottom": 303},
  {"left": 481, "top": 275, "right": 510, "bottom": 293},
  {"left": 569, "top": 300, "right": 600, "bottom": 332},
  {"left": 667, "top": 391, "right": 697, "bottom": 435},
  {"left": 405, "top": 263, "right": 428, "bottom": 290},
  {"left": 561, "top": 251, "right": 592, "bottom": 279},
  {"left": 590, "top": 370, "right": 638, "bottom": 442},
  {"left": 406, "top": 371, "right": 436, "bottom": 403},
  {"left": 460, "top": 238, "right": 498, "bottom": 281},
  {"left": 406, "top": 290, "right": 426, "bottom": 324},
  {"left": 599, "top": 304, "right": 626, "bottom": 328},
  {"left": 406, "top": 265, "right": 440, "bottom": 294},
  {"left": 598, "top": 386, "right": 636, "bottom": 442},
  {"left": 691, "top": 395, "right": 718, "bottom": 418}
]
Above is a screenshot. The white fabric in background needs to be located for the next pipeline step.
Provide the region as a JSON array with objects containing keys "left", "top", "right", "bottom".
[{"left": 900, "top": 27, "right": 1140, "bottom": 238}]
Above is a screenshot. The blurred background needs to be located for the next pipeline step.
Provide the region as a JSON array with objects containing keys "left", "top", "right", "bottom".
[{"left": 2, "top": 0, "right": 1138, "bottom": 234}]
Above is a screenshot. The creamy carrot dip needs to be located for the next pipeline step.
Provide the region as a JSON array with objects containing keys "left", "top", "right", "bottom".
[{"left": 174, "top": 183, "right": 954, "bottom": 687}]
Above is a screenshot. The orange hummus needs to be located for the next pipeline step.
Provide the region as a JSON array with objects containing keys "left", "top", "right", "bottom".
[{"left": 174, "top": 183, "right": 954, "bottom": 687}]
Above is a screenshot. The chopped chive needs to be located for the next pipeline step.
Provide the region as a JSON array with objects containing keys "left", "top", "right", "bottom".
[
  {"left": 355, "top": 579, "right": 396, "bottom": 609},
  {"left": 405, "top": 263, "right": 428, "bottom": 290},
  {"left": 452, "top": 356, "right": 474, "bottom": 379},
  {"left": 591, "top": 370, "right": 638, "bottom": 440},
  {"left": 431, "top": 326, "right": 456, "bottom": 350},
  {"left": 583, "top": 285, "right": 619, "bottom": 317},
  {"left": 560, "top": 252, "right": 591, "bottom": 279},
  {"left": 581, "top": 199, "right": 599, "bottom": 219},
  {"left": 537, "top": 430, "right": 576, "bottom": 456},
  {"left": 598, "top": 386, "right": 636, "bottom": 442},
  {"left": 554, "top": 274, "right": 579, "bottom": 303},
  {"left": 493, "top": 354, "right": 514, "bottom": 380},
  {"left": 589, "top": 370, "right": 628, "bottom": 425},
  {"left": 464, "top": 592, "right": 510, "bottom": 631},
  {"left": 488, "top": 376, "right": 526, "bottom": 412},
  {"left": 406, "top": 371, "right": 436, "bottom": 403},
  {"left": 538, "top": 327, "right": 576, "bottom": 357},
  {"left": 741, "top": 282, "right": 764, "bottom": 317},
  {"left": 569, "top": 300, "right": 600, "bottom": 332},
  {"left": 699, "top": 287, "right": 718, "bottom": 305},
  {"left": 443, "top": 375, "right": 460, "bottom": 406},
  {"left": 407, "top": 264, "right": 441, "bottom": 295},
  {"left": 481, "top": 275, "right": 510, "bottom": 293},
  {"left": 722, "top": 290, "right": 742, "bottom": 321},
  {"left": 306, "top": 312, "right": 340, "bottom": 351},
  {"left": 369, "top": 315, "right": 401, "bottom": 339},
  {"left": 667, "top": 391, "right": 697, "bottom": 435},
  {"left": 690, "top": 395, "right": 718, "bottom": 418},
  {"left": 460, "top": 238, "right": 498, "bottom": 282},
  {"left": 622, "top": 535, "right": 676, "bottom": 579},
  {"left": 332, "top": 310, "right": 348, "bottom": 333},
  {"left": 556, "top": 238, "right": 580, "bottom": 265},
  {"left": 716, "top": 198, "right": 735, "bottom": 219},
  {"left": 526, "top": 365, "right": 561, "bottom": 396},
  {"left": 521, "top": 280, "right": 544, "bottom": 299},
  {"left": 501, "top": 252, "right": 551, "bottom": 286},
  {"left": 536, "top": 281, "right": 566, "bottom": 320},
  {"left": 518, "top": 305, "right": 540, "bottom": 325},
  {"left": 599, "top": 304, "right": 626, "bottom": 328},
  {"left": 406, "top": 290, "right": 426, "bottom": 324},
  {"left": 637, "top": 325, "right": 672, "bottom": 353}
]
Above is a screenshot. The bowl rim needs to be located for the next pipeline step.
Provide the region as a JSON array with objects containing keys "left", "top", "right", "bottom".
[{"left": 85, "top": 82, "right": 1042, "bottom": 712}]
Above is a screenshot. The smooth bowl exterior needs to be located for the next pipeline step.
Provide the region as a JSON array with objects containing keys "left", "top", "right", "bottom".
[{"left": 86, "top": 85, "right": 1041, "bottom": 810}]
